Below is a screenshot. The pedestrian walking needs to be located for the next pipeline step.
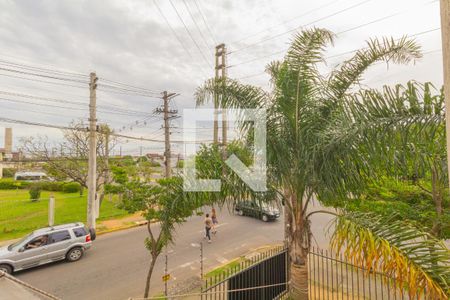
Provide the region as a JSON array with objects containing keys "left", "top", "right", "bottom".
[
  {"left": 204, "top": 213, "right": 213, "bottom": 243},
  {"left": 211, "top": 208, "right": 219, "bottom": 234}
]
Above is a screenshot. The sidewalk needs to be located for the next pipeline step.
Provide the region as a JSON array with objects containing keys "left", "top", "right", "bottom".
[{"left": 0, "top": 213, "right": 147, "bottom": 247}]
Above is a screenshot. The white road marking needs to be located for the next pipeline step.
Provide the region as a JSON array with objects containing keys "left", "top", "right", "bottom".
[
  {"left": 216, "top": 256, "right": 229, "bottom": 264},
  {"left": 197, "top": 222, "right": 229, "bottom": 233}
]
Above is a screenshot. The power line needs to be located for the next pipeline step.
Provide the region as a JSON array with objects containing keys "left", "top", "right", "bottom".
[
  {"left": 0, "top": 72, "right": 87, "bottom": 89},
  {"left": 168, "top": 0, "right": 213, "bottom": 69},
  {"left": 99, "top": 77, "right": 161, "bottom": 95},
  {"left": 0, "top": 117, "right": 214, "bottom": 144},
  {"left": 228, "top": 11, "right": 402, "bottom": 68},
  {"left": 0, "top": 90, "right": 161, "bottom": 117},
  {"left": 229, "top": 0, "right": 373, "bottom": 54},
  {"left": 192, "top": 0, "right": 217, "bottom": 45},
  {"left": 326, "top": 27, "right": 441, "bottom": 60},
  {"left": 229, "top": 0, "right": 342, "bottom": 46},
  {"left": 0, "top": 103, "right": 87, "bottom": 120},
  {"left": 181, "top": 0, "right": 213, "bottom": 49},
  {"left": 0, "top": 66, "right": 88, "bottom": 84},
  {"left": 0, "top": 59, "right": 87, "bottom": 79},
  {"left": 233, "top": 27, "right": 441, "bottom": 79}
]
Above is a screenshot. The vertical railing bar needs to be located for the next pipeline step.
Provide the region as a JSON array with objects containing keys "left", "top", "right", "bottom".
[
  {"left": 356, "top": 259, "right": 360, "bottom": 300},
  {"left": 374, "top": 269, "right": 378, "bottom": 300},
  {"left": 321, "top": 249, "right": 326, "bottom": 300},
  {"left": 325, "top": 249, "right": 330, "bottom": 300},
  {"left": 340, "top": 253, "right": 344, "bottom": 300},
  {"left": 368, "top": 268, "right": 372, "bottom": 300},
  {"left": 314, "top": 250, "right": 323, "bottom": 299},
  {"left": 312, "top": 249, "right": 315, "bottom": 300},
  {"left": 330, "top": 249, "right": 334, "bottom": 300},
  {"left": 349, "top": 254, "right": 354, "bottom": 300},
  {"left": 321, "top": 250, "right": 330, "bottom": 300},
  {"left": 362, "top": 265, "right": 366, "bottom": 299}
]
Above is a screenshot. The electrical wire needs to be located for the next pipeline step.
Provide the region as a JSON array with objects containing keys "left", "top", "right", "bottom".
[
  {"left": 234, "top": 27, "right": 441, "bottom": 80},
  {"left": 192, "top": 0, "right": 217, "bottom": 45},
  {"left": 0, "top": 66, "right": 88, "bottom": 84},
  {"left": 168, "top": 0, "right": 213, "bottom": 69},
  {"left": 181, "top": 0, "right": 213, "bottom": 49},
  {"left": 229, "top": 0, "right": 342, "bottom": 46},
  {"left": 0, "top": 59, "right": 87, "bottom": 79},
  {"left": 0, "top": 72, "right": 87, "bottom": 89},
  {"left": 229, "top": 0, "right": 373, "bottom": 54}
]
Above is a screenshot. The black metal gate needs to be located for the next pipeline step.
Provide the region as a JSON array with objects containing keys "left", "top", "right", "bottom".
[
  {"left": 228, "top": 250, "right": 287, "bottom": 300},
  {"left": 201, "top": 245, "right": 288, "bottom": 300}
]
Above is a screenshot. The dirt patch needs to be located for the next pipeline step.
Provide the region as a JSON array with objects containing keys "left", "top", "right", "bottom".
[{"left": 97, "top": 213, "right": 147, "bottom": 234}]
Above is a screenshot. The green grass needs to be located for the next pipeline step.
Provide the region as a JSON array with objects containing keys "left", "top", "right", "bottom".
[{"left": 0, "top": 189, "right": 129, "bottom": 241}]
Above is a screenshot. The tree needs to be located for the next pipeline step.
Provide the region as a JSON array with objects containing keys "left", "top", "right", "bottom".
[
  {"left": 21, "top": 122, "right": 113, "bottom": 200},
  {"left": 347, "top": 81, "right": 449, "bottom": 238},
  {"left": 194, "top": 29, "right": 449, "bottom": 298},
  {"left": 108, "top": 169, "right": 199, "bottom": 298}
]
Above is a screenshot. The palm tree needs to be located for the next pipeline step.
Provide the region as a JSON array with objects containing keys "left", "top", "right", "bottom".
[{"left": 195, "top": 28, "right": 450, "bottom": 299}]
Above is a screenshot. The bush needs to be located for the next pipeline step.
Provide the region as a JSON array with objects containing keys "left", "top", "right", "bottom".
[
  {"left": 176, "top": 160, "right": 184, "bottom": 168},
  {"left": 0, "top": 179, "right": 20, "bottom": 189},
  {"left": 2, "top": 168, "right": 16, "bottom": 178},
  {"left": 62, "top": 182, "right": 81, "bottom": 193},
  {"left": 29, "top": 185, "right": 41, "bottom": 201}
]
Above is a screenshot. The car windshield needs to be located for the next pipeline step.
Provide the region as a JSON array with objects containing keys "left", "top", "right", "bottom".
[
  {"left": 261, "top": 203, "right": 277, "bottom": 210},
  {"left": 7, "top": 233, "right": 32, "bottom": 251}
]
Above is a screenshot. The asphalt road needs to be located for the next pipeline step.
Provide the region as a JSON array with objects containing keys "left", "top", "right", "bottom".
[{"left": 14, "top": 204, "right": 334, "bottom": 300}]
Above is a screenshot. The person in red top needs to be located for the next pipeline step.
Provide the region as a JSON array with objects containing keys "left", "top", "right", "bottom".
[{"left": 211, "top": 208, "right": 219, "bottom": 234}]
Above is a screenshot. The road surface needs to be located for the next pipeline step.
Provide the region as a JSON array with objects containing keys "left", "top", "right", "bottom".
[{"left": 14, "top": 205, "right": 333, "bottom": 300}]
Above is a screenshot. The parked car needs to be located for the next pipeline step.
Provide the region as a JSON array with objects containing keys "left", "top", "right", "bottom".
[
  {"left": 0, "top": 223, "right": 95, "bottom": 274},
  {"left": 234, "top": 201, "right": 280, "bottom": 222}
]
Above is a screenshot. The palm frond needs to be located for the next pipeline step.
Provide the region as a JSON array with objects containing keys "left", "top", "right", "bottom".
[
  {"left": 332, "top": 212, "right": 450, "bottom": 299},
  {"left": 328, "top": 36, "right": 422, "bottom": 100}
]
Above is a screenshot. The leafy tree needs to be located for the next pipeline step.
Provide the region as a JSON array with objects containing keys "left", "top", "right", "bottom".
[
  {"left": 194, "top": 29, "right": 449, "bottom": 298},
  {"left": 108, "top": 169, "right": 199, "bottom": 298},
  {"left": 21, "top": 122, "right": 113, "bottom": 201}
]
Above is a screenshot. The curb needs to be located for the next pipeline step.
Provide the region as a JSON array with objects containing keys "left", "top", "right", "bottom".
[{"left": 96, "top": 220, "right": 149, "bottom": 236}]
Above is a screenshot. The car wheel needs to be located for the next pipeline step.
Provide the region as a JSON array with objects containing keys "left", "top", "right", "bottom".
[
  {"left": 0, "top": 264, "right": 12, "bottom": 274},
  {"left": 262, "top": 214, "right": 269, "bottom": 222},
  {"left": 238, "top": 209, "right": 244, "bottom": 216},
  {"left": 66, "top": 247, "right": 84, "bottom": 262}
]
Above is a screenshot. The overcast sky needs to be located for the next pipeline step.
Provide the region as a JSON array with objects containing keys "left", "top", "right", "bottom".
[{"left": 0, "top": 0, "right": 444, "bottom": 155}]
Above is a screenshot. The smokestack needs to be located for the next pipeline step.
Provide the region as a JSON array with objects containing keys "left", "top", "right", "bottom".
[{"left": 4, "top": 128, "right": 12, "bottom": 155}]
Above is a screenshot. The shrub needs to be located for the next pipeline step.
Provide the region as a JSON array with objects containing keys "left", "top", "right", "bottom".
[
  {"left": 62, "top": 182, "right": 81, "bottom": 193},
  {"left": 2, "top": 168, "right": 16, "bottom": 178},
  {"left": 0, "top": 178, "right": 20, "bottom": 189},
  {"left": 176, "top": 160, "right": 184, "bottom": 168},
  {"left": 29, "top": 185, "right": 41, "bottom": 201}
]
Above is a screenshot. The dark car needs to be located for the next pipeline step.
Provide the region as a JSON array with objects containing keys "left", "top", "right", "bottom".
[{"left": 234, "top": 201, "right": 280, "bottom": 222}]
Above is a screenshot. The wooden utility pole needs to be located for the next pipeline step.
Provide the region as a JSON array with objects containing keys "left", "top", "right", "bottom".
[
  {"left": 440, "top": 0, "right": 450, "bottom": 186},
  {"left": 87, "top": 72, "right": 98, "bottom": 230},
  {"left": 157, "top": 91, "right": 177, "bottom": 178}
]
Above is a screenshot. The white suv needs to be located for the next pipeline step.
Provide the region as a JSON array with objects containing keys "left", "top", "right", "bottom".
[{"left": 0, "top": 223, "right": 95, "bottom": 274}]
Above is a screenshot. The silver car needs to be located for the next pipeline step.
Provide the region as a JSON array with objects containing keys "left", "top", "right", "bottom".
[{"left": 0, "top": 223, "right": 95, "bottom": 274}]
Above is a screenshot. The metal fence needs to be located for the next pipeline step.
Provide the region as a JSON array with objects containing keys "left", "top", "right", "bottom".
[
  {"left": 199, "top": 245, "right": 431, "bottom": 300},
  {"left": 308, "top": 246, "right": 429, "bottom": 300},
  {"left": 201, "top": 245, "right": 289, "bottom": 300}
]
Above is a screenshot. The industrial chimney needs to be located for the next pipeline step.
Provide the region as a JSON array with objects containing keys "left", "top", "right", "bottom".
[{"left": 4, "top": 128, "right": 12, "bottom": 157}]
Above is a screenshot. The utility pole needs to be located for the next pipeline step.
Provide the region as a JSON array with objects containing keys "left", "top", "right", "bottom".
[
  {"left": 440, "top": 0, "right": 450, "bottom": 186},
  {"left": 156, "top": 91, "right": 178, "bottom": 178},
  {"left": 215, "top": 44, "right": 227, "bottom": 156},
  {"left": 87, "top": 72, "right": 98, "bottom": 230}
]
